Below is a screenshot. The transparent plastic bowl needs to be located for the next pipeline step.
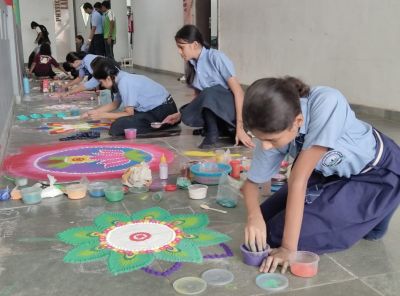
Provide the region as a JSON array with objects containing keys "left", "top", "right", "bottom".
[
  {"left": 87, "top": 182, "right": 108, "bottom": 198},
  {"left": 65, "top": 184, "right": 87, "bottom": 200},
  {"left": 21, "top": 187, "right": 42, "bottom": 204},
  {"left": 104, "top": 185, "right": 124, "bottom": 202},
  {"left": 190, "top": 163, "right": 231, "bottom": 185},
  {"left": 290, "top": 251, "right": 320, "bottom": 278}
]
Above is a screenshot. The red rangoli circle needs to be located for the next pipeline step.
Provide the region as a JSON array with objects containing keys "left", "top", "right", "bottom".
[{"left": 130, "top": 232, "right": 152, "bottom": 242}]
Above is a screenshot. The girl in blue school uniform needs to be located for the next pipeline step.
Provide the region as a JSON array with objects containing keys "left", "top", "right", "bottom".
[
  {"left": 242, "top": 77, "right": 400, "bottom": 273},
  {"left": 63, "top": 52, "right": 101, "bottom": 95},
  {"left": 82, "top": 58, "right": 179, "bottom": 135},
  {"left": 162, "top": 25, "right": 254, "bottom": 149}
]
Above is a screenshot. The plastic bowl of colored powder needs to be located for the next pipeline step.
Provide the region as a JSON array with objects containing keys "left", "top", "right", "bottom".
[
  {"left": 290, "top": 251, "right": 320, "bottom": 278},
  {"left": 104, "top": 185, "right": 124, "bottom": 202},
  {"left": 88, "top": 182, "right": 108, "bottom": 198},
  {"left": 65, "top": 184, "right": 87, "bottom": 200}
]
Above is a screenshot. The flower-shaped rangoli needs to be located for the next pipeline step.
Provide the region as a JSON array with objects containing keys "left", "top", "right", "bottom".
[{"left": 57, "top": 207, "right": 231, "bottom": 275}]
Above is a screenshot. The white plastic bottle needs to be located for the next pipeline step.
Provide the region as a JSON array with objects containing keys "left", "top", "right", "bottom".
[{"left": 159, "top": 154, "right": 168, "bottom": 180}]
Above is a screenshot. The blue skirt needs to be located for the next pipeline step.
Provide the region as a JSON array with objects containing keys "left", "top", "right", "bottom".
[
  {"left": 261, "top": 130, "right": 400, "bottom": 254},
  {"left": 180, "top": 85, "right": 236, "bottom": 128}
]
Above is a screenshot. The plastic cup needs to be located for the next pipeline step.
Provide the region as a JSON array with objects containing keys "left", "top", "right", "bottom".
[
  {"left": 15, "top": 177, "right": 28, "bottom": 187},
  {"left": 216, "top": 184, "right": 240, "bottom": 208},
  {"left": 215, "top": 149, "right": 225, "bottom": 163},
  {"left": 21, "top": 187, "right": 42, "bottom": 204},
  {"left": 65, "top": 184, "right": 87, "bottom": 200},
  {"left": 188, "top": 184, "right": 208, "bottom": 200},
  {"left": 290, "top": 251, "right": 320, "bottom": 278},
  {"left": 87, "top": 182, "right": 108, "bottom": 198},
  {"left": 240, "top": 244, "right": 270, "bottom": 266},
  {"left": 104, "top": 185, "right": 124, "bottom": 202},
  {"left": 124, "top": 128, "right": 137, "bottom": 139}
]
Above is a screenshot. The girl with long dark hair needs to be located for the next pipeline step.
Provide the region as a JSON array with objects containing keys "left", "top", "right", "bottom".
[
  {"left": 162, "top": 25, "right": 254, "bottom": 149},
  {"left": 242, "top": 77, "right": 400, "bottom": 273}
]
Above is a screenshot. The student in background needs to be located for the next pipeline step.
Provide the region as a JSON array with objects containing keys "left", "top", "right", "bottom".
[
  {"left": 162, "top": 25, "right": 254, "bottom": 149},
  {"left": 28, "top": 21, "right": 51, "bottom": 69},
  {"left": 29, "top": 43, "right": 67, "bottom": 78},
  {"left": 75, "top": 35, "right": 90, "bottom": 53},
  {"left": 63, "top": 52, "right": 100, "bottom": 95},
  {"left": 242, "top": 77, "right": 400, "bottom": 273},
  {"left": 101, "top": 1, "right": 116, "bottom": 59},
  {"left": 83, "top": 2, "right": 105, "bottom": 56},
  {"left": 83, "top": 58, "right": 180, "bottom": 136}
]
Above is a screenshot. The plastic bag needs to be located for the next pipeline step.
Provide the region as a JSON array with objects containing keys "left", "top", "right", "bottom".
[
  {"left": 216, "top": 173, "right": 243, "bottom": 208},
  {"left": 41, "top": 175, "right": 63, "bottom": 198}
]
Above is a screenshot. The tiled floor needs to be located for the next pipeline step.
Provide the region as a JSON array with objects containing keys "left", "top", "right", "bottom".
[{"left": 0, "top": 67, "right": 399, "bottom": 296}]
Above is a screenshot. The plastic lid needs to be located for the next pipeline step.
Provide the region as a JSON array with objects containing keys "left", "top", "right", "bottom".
[
  {"left": 201, "top": 269, "right": 234, "bottom": 286},
  {"left": 255, "top": 273, "right": 289, "bottom": 292},
  {"left": 160, "top": 154, "right": 167, "bottom": 163},
  {"left": 173, "top": 277, "right": 207, "bottom": 295}
]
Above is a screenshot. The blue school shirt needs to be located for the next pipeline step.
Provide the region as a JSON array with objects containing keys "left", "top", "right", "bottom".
[
  {"left": 247, "top": 86, "right": 376, "bottom": 183},
  {"left": 114, "top": 71, "right": 169, "bottom": 112},
  {"left": 91, "top": 10, "right": 103, "bottom": 34},
  {"left": 78, "top": 54, "right": 100, "bottom": 90},
  {"left": 189, "top": 47, "right": 235, "bottom": 91}
]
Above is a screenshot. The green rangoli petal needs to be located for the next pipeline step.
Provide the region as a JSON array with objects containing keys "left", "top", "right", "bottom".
[
  {"left": 183, "top": 228, "right": 231, "bottom": 247},
  {"left": 164, "top": 213, "right": 209, "bottom": 231},
  {"left": 64, "top": 242, "right": 110, "bottom": 263},
  {"left": 154, "top": 240, "right": 203, "bottom": 263},
  {"left": 130, "top": 207, "right": 171, "bottom": 221},
  {"left": 108, "top": 252, "right": 155, "bottom": 275},
  {"left": 94, "top": 212, "right": 131, "bottom": 231},
  {"left": 57, "top": 225, "right": 100, "bottom": 246}
]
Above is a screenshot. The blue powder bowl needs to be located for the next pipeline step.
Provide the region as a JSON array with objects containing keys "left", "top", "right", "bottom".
[
  {"left": 21, "top": 187, "right": 42, "bottom": 204},
  {"left": 88, "top": 182, "right": 108, "bottom": 198},
  {"left": 190, "top": 163, "right": 232, "bottom": 185}
]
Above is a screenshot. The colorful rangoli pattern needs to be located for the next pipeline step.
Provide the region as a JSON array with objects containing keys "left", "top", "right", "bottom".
[
  {"left": 38, "top": 122, "right": 110, "bottom": 135},
  {"left": 3, "top": 142, "right": 174, "bottom": 181},
  {"left": 57, "top": 207, "right": 231, "bottom": 275}
]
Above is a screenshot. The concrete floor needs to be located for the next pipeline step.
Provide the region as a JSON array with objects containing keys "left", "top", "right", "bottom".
[{"left": 0, "top": 67, "right": 399, "bottom": 296}]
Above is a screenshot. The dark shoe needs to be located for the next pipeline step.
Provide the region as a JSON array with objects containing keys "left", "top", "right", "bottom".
[
  {"left": 193, "top": 128, "right": 205, "bottom": 136},
  {"left": 198, "top": 135, "right": 219, "bottom": 149}
]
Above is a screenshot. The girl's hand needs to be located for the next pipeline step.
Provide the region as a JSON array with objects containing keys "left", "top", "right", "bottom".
[
  {"left": 245, "top": 214, "right": 267, "bottom": 252},
  {"left": 162, "top": 112, "right": 181, "bottom": 125},
  {"left": 87, "top": 110, "right": 104, "bottom": 121},
  {"left": 81, "top": 111, "right": 90, "bottom": 119},
  {"left": 259, "top": 246, "right": 293, "bottom": 274},
  {"left": 236, "top": 127, "right": 255, "bottom": 148}
]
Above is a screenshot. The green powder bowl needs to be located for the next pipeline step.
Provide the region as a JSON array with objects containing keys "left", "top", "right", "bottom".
[{"left": 104, "top": 185, "right": 124, "bottom": 202}]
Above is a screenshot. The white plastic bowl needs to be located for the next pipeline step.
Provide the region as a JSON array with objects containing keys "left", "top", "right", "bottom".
[{"left": 188, "top": 184, "right": 208, "bottom": 200}]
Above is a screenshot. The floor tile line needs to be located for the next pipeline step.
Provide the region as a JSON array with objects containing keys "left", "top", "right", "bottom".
[{"left": 326, "top": 254, "right": 358, "bottom": 278}]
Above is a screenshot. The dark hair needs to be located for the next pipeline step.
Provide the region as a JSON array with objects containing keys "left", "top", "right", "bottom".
[
  {"left": 92, "top": 58, "right": 121, "bottom": 93},
  {"left": 39, "top": 43, "right": 52, "bottom": 56},
  {"left": 31, "top": 21, "right": 39, "bottom": 29},
  {"left": 75, "top": 35, "right": 84, "bottom": 43},
  {"left": 66, "top": 51, "right": 87, "bottom": 64},
  {"left": 243, "top": 77, "right": 310, "bottom": 134},
  {"left": 94, "top": 2, "right": 102, "bottom": 9},
  {"left": 101, "top": 1, "right": 110, "bottom": 9},
  {"left": 83, "top": 3, "right": 93, "bottom": 10},
  {"left": 175, "top": 25, "right": 210, "bottom": 85}
]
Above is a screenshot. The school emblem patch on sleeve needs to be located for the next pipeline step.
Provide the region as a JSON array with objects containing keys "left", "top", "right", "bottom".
[{"left": 322, "top": 151, "right": 344, "bottom": 167}]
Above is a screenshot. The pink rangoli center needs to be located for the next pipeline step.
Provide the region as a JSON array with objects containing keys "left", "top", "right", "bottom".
[{"left": 129, "top": 232, "right": 152, "bottom": 242}]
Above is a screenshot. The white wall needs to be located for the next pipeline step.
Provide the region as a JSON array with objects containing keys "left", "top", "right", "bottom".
[
  {"left": 219, "top": 0, "right": 400, "bottom": 111},
  {"left": 132, "top": 0, "right": 183, "bottom": 73},
  {"left": 54, "top": 0, "right": 76, "bottom": 61},
  {"left": 20, "top": 0, "right": 57, "bottom": 61}
]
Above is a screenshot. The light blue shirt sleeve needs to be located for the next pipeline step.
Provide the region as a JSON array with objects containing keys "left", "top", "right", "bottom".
[
  {"left": 211, "top": 51, "right": 236, "bottom": 82},
  {"left": 84, "top": 77, "right": 100, "bottom": 90},
  {"left": 78, "top": 68, "right": 85, "bottom": 78},
  {"left": 247, "top": 140, "right": 287, "bottom": 183},
  {"left": 118, "top": 78, "right": 138, "bottom": 108},
  {"left": 302, "top": 88, "right": 348, "bottom": 150},
  {"left": 92, "top": 11, "right": 103, "bottom": 34}
]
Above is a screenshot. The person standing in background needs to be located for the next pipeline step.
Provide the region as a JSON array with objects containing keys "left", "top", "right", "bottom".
[
  {"left": 83, "top": 2, "right": 105, "bottom": 56},
  {"left": 101, "top": 1, "right": 116, "bottom": 60}
]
